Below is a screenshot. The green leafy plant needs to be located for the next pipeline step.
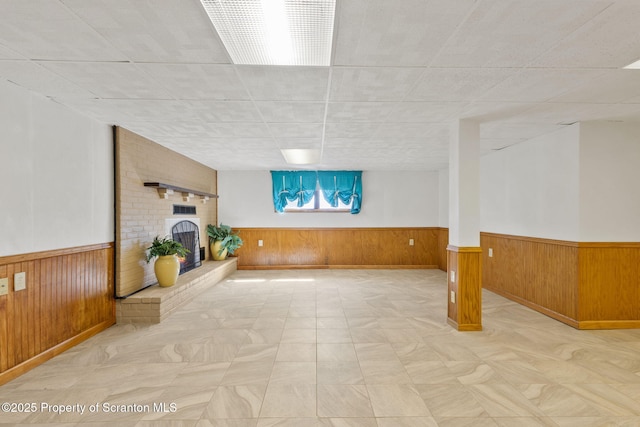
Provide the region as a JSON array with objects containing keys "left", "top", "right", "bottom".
[
  {"left": 146, "top": 236, "right": 189, "bottom": 263},
  {"left": 206, "top": 223, "right": 244, "bottom": 255}
]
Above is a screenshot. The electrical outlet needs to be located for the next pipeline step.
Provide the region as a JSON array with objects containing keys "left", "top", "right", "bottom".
[
  {"left": 258, "top": 239, "right": 263, "bottom": 247},
  {"left": 0, "top": 278, "right": 8, "bottom": 296},
  {"left": 450, "top": 290, "right": 456, "bottom": 304},
  {"left": 488, "top": 248, "right": 493, "bottom": 257},
  {"left": 409, "top": 238, "right": 414, "bottom": 246},
  {"left": 14, "top": 272, "right": 26, "bottom": 291}
]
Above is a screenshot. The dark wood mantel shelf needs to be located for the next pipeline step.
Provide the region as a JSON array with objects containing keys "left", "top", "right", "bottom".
[{"left": 144, "top": 182, "right": 219, "bottom": 201}]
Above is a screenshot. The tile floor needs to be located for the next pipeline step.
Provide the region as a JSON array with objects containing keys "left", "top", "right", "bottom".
[{"left": 1, "top": 269, "right": 640, "bottom": 426}]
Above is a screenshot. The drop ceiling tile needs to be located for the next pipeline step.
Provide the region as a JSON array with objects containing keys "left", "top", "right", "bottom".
[
  {"left": 408, "top": 68, "right": 515, "bottom": 102},
  {"left": 186, "top": 101, "right": 263, "bottom": 122},
  {"left": 52, "top": 98, "right": 196, "bottom": 124},
  {"left": 40, "top": 61, "right": 171, "bottom": 99},
  {"left": 61, "top": 0, "right": 230, "bottom": 63},
  {"left": 386, "top": 102, "right": 465, "bottom": 123},
  {"left": 333, "top": 0, "right": 475, "bottom": 66},
  {"left": 497, "top": 103, "right": 640, "bottom": 125},
  {"left": 533, "top": 1, "right": 640, "bottom": 68},
  {"left": 267, "top": 123, "right": 324, "bottom": 138},
  {"left": 374, "top": 122, "right": 449, "bottom": 139},
  {"left": 325, "top": 122, "right": 380, "bottom": 138},
  {"left": 154, "top": 138, "right": 284, "bottom": 170},
  {"left": 0, "top": 60, "right": 94, "bottom": 98},
  {"left": 330, "top": 67, "right": 424, "bottom": 101},
  {"left": 276, "top": 138, "right": 323, "bottom": 149},
  {"left": 479, "top": 68, "right": 607, "bottom": 103},
  {"left": 326, "top": 102, "right": 396, "bottom": 122},
  {"left": 322, "top": 137, "right": 371, "bottom": 148},
  {"left": 0, "top": 44, "right": 23, "bottom": 59},
  {"left": 550, "top": 70, "right": 640, "bottom": 104},
  {"left": 461, "top": 102, "right": 535, "bottom": 122},
  {"left": 236, "top": 66, "right": 331, "bottom": 101},
  {"left": 431, "top": 0, "right": 610, "bottom": 67},
  {"left": 137, "top": 63, "right": 250, "bottom": 100},
  {"left": 254, "top": 101, "right": 326, "bottom": 123},
  {"left": 0, "top": 0, "right": 126, "bottom": 61},
  {"left": 122, "top": 121, "right": 271, "bottom": 138}
]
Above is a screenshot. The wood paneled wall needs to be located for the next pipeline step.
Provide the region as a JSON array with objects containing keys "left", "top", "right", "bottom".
[
  {"left": 481, "top": 232, "right": 640, "bottom": 329},
  {"left": 447, "top": 246, "right": 482, "bottom": 331},
  {"left": 578, "top": 243, "right": 640, "bottom": 329},
  {"left": 0, "top": 243, "right": 115, "bottom": 385},
  {"left": 438, "top": 228, "right": 448, "bottom": 271},
  {"left": 234, "top": 228, "right": 443, "bottom": 269}
]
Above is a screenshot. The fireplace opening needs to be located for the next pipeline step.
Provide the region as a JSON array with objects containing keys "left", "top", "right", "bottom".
[{"left": 171, "top": 220, "right": 202, "bottom": 274}]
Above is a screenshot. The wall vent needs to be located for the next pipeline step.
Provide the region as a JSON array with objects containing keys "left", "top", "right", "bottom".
[{"left": 173, "top": 205, "right": 196, "bottom": 215}]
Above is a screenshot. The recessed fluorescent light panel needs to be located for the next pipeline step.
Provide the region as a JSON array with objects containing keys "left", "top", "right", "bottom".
[
  {"left": 624, "top": 58, "right": 640, "bottom": 69},
  {"left": 281, "top": 148, "right": 321, "bottom": 164},
  {"left": 200, "top": 0, "right": 336, "bottom": 66}
]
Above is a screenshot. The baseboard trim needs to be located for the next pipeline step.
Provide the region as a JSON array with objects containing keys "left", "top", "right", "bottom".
[
  {"left": 238, "top": 264, "right": 438, "bottom": 270},
  {"left": 447, "top": 318, "right": 482, "bottom": 331},
  {"left": 577, "top": 320, "right": 640, "bottom": 330},
  {"left": 0, "top": 319, "right": 115, "bottom": 386}
]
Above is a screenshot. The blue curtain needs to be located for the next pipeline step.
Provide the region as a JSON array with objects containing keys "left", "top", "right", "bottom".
[
  {"left": 271, "top": 171, "right": 317, "bottom": 212},
  {"left": 317, "top": 171, "right": 362, "bottom": 214}
]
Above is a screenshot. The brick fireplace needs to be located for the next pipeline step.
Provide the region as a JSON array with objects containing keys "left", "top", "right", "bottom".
[{"left": 114, "top": 127, "right": 218, "bottom": 298}]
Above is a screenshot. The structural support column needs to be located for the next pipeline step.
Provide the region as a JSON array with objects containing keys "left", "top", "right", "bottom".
[{"left": 447, "top": 120, "right": 482, "bottom": 331}]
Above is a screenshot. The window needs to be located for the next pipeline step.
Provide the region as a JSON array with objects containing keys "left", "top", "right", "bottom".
[{"left": 271, "top": 170, "right": 362, "bottom": 214}]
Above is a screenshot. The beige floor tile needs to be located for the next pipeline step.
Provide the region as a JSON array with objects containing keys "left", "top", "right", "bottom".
[
  {"left": 317, "top": 417, "right": 377, "bottom": 426},
  {"left": 317, "top": 384, "right": 374, "bottom": 417},
  {"left": 317, "top": 361, "right": 365, "bottom": 384},
  {"left": 376, "top": 417, "right": 439, "bottom": 427},
  {"left": 354, "top": 343, "right": 400, "bottom": 362},
  {"left": 367, "top": 384, "right": 431, "bottom": 416},
  {"left": 269, "top": 362, "right": 316, "bottom": 384},
  {"left": 359, "top": 360, "right": 412, "bottom": 384},
  {"left": 275, "top": 343, "right": 317, "bottom": 362},
  {"left": 280, "top": 328, "right": 316, "bottom": 343},
  {"left": 317, "top": 343, "right": 358, "bottom": 362},
  {"left": 220, "top": 361, "right": 274, "bottom": 386},
  {"left": 284, "top": 318, "right": 317, "bottom": 329},
  {"left": 204, "top": 385, "right": 266, "bottom": 419},
  {"left": 259, "top": 384, "right": 316, "bottom": 417},
  {"left": 317, "top": 328, "right": 352, "bottom": 344},
  {"left": 3, "top": 269, "right": 640, "bottom": 426}
]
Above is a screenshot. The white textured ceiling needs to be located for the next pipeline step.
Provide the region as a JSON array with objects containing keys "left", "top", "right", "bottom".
[{"left": 1, "top": 0, "right": 640, "bottom": 171}]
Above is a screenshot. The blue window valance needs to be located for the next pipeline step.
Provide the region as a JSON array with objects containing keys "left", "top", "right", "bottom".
[
  {"left": 271, "top": 170, "right": 317, "bottom": 212},
  {"left": 271, "top": 170, "right": 363, "bottom": 214},
  {"left": 318, "top": 171, "right": 362, "bottom": 214}
]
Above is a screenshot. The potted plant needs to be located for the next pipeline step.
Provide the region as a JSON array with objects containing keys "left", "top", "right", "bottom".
[
  {"left": 146, "top": 236, "right": 189, "bottom": 287},
  {"left": 206, "top": 223, "right": 243, "bottom": 260}
]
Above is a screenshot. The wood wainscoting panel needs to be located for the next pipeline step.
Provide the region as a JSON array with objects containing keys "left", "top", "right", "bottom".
[
  {"left": 437, "top": 228, "right": 448, "bottom": 271},
  {"left": 578, "top": 243, "right": 640, "bottom": 328},
  {"left": 234, "top": 228, "right": 441, "bottom": 269},
  {"left": 447, "top": 246, "right": 482, "bottom": 331},
  {"left": 481, "top": 233, "right": 579, "bottom": 324},
  {"left": 0, "top": 243, "right": 115, "bottom": 385},
  {"left": 481, "top": 233, "right": 640, "bottom": 329}
]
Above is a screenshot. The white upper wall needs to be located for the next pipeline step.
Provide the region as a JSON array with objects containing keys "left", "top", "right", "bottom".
[
  {"left": 0, "top": 80, "right": 113, "bottom": 257},
  {"left": 218, "top": 170, "right": 440, "bottom": 228},
  {"left": 579, "top": 121, "right": 640, "bottom": 241},
  {"left": 438, "top": 169, "right": 449, "bottom": 228},
  {"left": 480, "top": 124, "right": 581, "bottom": 241}
]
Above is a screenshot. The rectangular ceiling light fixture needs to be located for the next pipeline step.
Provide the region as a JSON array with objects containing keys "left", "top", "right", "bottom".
[
  {"left": 281, "top": 148, "right": 321, "bottom": 164},
  {"left": 623, "top": 58, "right": 640, "bottom": 69},
  {"left": 200, "top": 0, "right": 336, "bottom": 66}
]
